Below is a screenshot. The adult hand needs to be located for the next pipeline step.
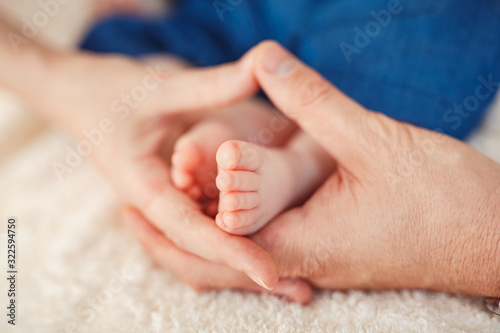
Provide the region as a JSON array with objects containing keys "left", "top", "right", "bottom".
[
  {"left": 249, "top": 42, "right": 500, "bottom": 296},
  {"left": 0, "top": 16, "right": 309, "bottom": 301},
  {"left": 128, "top": 41, "right": 500, "bottom": 298},
  {"left": 26, "top": 51, "right": 291, "bottom": 292}
]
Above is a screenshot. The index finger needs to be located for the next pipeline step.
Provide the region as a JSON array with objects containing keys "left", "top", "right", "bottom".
[
  {"left": 124, "top": 206, "right": 312, "bottom": 304},
  {"left": 151, "top": 58, "right": 259, "bottom": 114},
  {"left": 128, "top": 155, "right": 279, "bottom": 290}
]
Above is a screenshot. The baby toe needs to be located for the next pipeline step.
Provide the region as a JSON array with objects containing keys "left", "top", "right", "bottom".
[
  {"left": 216, "top": 140, "right": 264, "bottom": 171},
  {"left": 217, "top": 210, "right": 259, "bottom": 231},
  {"left": 220, "top": 192, "right": 261, "bottom": 211},
  {"left": 216, "top": 170, "right": 260, "bottom": 192},
  {"left": 171, "top": 168, "right": 194, "bottom": 189},
  {"left": 172, "top": 137, "right": 203, "bottom": 172}
]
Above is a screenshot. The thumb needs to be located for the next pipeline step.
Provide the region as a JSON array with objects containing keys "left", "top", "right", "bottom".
[{"left": 250, "top": 41, "right": 373, "bottom": 163}]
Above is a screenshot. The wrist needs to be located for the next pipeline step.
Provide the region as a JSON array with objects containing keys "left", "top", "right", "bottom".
[
  {"left": 483, "top": 187, "right": 500, "bottom": 296},
  {"left": 0, "top": 41, "right": 77, "bottom": 125},
  {"left": 439, "top": 179, "right": 500, "bottom": 297},
  {"left": 30, "top": 50, "right": 121, "bottom": 137}
]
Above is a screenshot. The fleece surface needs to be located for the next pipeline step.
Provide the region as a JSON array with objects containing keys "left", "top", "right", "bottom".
[
  {"left": 1, "top": 89, "right": 499, "bottom": 333},
  {"left": 1, "top": 1, "right": 500, "bottom": 332}
]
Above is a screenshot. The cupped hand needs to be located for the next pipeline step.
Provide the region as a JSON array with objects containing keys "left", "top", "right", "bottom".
[
  {"left": 249, "top": 42, "right": 500, "bottom": 296},
  {"left": 47, "top": 52, "right": 300, "bottom": 294},
  {"left": 128, "top": 41, "right": 500, "bottom": 298}
]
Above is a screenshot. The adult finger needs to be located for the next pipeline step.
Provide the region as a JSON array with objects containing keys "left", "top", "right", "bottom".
[
  {"left": 249, "top": 41, "right": 376, "bottom": 163},
  {"left": 128, "top": 155, "right": 279, "bottom": 290},
  {"left": 123, "top": 207, "right": 313, "bottom": 304},
  {"left": 150, "top": 58, "right": 259, "bottom": 115}
]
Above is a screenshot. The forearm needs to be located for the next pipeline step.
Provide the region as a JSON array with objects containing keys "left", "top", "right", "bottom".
[
  {"left": 0, "top": 16, "right": 57, "bottom": 94},
  {"left": 0, "top": 17, "right": 199, "bottom": 139},
  {"left": 0, "top": 14, "right": 132, "bottom": 138},
  {"left": 0, "top": 15, "right": 76, "bottom": 122}
]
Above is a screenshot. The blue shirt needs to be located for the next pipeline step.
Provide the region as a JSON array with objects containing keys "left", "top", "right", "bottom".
[{"left": 81, "top": 0, "right": 500, "bottom": 139}]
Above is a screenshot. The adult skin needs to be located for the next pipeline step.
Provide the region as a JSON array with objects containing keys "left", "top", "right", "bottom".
[
  {"left": 1, "top": 10, "right": 498, "bottom": 300},
  {"left": 0, "top": 17, "right": 312, "bottom": 300},
  {"left": 126, "top": 41, "right": 500, "bottom": 299}
]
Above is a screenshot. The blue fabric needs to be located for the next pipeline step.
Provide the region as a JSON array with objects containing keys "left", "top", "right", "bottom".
[{"left": 81, "top": 0, "right": 500, "bottom": 139}]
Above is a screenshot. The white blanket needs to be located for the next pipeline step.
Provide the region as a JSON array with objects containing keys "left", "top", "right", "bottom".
[{"left": 1, "top": 1, "right": 499, "bottom": 332}]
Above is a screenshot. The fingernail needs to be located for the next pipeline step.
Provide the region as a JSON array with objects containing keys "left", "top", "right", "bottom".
[
  {"left": 261, "top": 44, "right": 297, "bottom": 77},
  {"left": 245, "top": 271, "right": 273, "bottom": 290}
]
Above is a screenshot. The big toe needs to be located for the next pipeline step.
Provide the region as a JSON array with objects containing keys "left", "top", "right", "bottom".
[
  {"left": 216, "top": 140, "right": 264, "bottom": 171},
  {"left": 171, "top": 137, "right": 204, "bottom": 189},
  {"left": 172, "top": 137, "right": 203, "bottom": 171},
  {"left": 272, "top": 279, "right": 313, "bottom": 304}
]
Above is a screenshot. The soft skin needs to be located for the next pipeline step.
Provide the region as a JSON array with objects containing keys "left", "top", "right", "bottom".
[
  {"left": 127, "top": 42, "right": 500, "bottom": 300},
  {"left": 1, "top": 9, "right": 498, "bottom": 301},
  {"left": 0, "top": 18, "right": 307, "bottom": 298}
]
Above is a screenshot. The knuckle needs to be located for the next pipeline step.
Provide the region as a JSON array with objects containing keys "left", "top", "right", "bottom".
[
  {"left": 358, "top": 112, "right": 400, "bottom": 158},
  {"left": 293, "top": 74, "right": 333, "bottom": 110}
]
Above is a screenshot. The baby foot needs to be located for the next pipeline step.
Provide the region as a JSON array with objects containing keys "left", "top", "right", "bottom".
[
  {"left": 171, "top": 120, "right": 239, "bottom": 215},
  {"left": 171, "top": 99, "right": 297, "bottom": 217},
  {"left": 215, "top": 140, "right": 318, "bottom": 235}
]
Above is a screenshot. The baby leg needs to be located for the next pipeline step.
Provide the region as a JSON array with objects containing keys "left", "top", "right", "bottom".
[{"left": 216, "top": 132, "right": 335, "bottom": 235}]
